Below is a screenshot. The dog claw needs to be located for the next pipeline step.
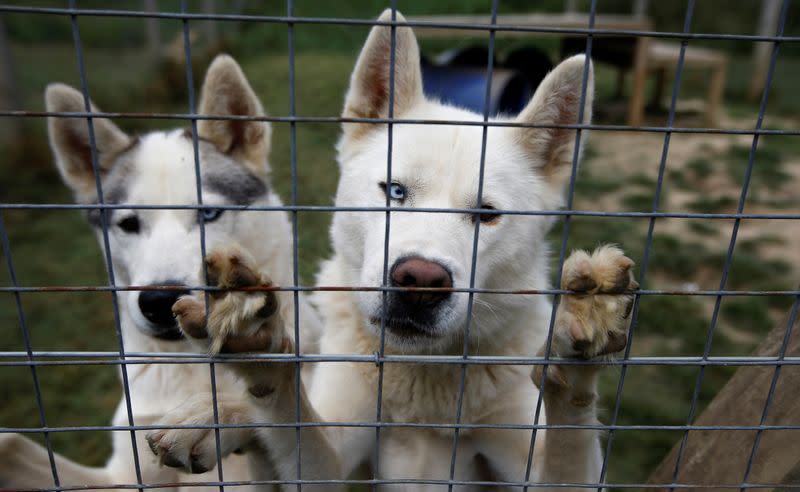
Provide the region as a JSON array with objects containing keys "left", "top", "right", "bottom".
[
  {"left": 601, "top": 331, "right": 628, "bottom": 355},
  {"left": 146, "top": 432, "right": 163, "bottom": 456},
  {"left": 189, "top": 452, "right": 210, "bottom": 474},
  {"left": 255, "top": 291, "right": 279, "bottom": 319},
  {"left": 161, "top": 452, "right": 185, "bottom": 470},
  {"left": 172, "top": 296, "right": 208, "bottom": 339},
  {"left": 205, "top": 247, "right": 261, "bottom": 289},
  {"left": 533, "top": 363, "right": 569, "bottom": 390}
]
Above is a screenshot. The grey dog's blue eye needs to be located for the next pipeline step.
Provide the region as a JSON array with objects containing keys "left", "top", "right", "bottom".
[
  {"left": 199, "top": 209, "right": 224, "bottom": 223},
  {"left": 380, "top": 182, "right": 407, "bottom": 201}
]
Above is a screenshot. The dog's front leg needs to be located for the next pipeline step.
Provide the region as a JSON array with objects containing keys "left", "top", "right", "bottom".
[
  {"left": 532, "top": 245, "right": 637, "bottom": 491},
  {"left": 147, "top": 245, "right": 341, "bottom": 491}
]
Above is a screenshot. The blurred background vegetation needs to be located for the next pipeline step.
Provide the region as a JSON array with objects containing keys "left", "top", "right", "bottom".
[{"left": 0, "top": 0, "right": 798, "bottom": 488}]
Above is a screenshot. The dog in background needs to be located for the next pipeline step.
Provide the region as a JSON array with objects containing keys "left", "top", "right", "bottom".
[
  {"left": 146, "top": 9, "right": 637, "bottom": 492},
  {"left": 0, "top": 54, "right": 318, "bottom": 491}
]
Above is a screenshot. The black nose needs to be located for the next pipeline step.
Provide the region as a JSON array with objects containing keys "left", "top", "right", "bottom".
[
  {"left": 390, "top": 257, "right": 453, "bottom": 307},
  {"left": 138, "top": 283, "right": 190, "bottom": 338}
]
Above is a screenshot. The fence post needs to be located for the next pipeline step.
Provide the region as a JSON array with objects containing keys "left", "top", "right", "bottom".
[
  {"left": 749, "top": 0, "right": 781, "bottom": 101},
  {"left": 633, "top": 0, "right": 649, "bottom": 18},
  {"left": 0, "top": 16, "right": 20, "bottom": 148},
  {"left": 647, "top": 304, "right": 800, "bottom": 487},
  {"left": 144, "top": 0, "right": 161, "bottom": 56},
  {"left": 202, "top": 0, "right": 218, "bottom": 46}
]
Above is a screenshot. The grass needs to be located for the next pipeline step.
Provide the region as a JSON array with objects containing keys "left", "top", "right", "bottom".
[
  {"left": 721, "top": 297, "right": 774, "bottom": 336},
  {"left": 621, "top": 192, "right": 656, "bottom": 211},
  {"left": 687, "top": 220, "right": 719, "bottom": 237},
  {"left": 667, "top": 168, "right": 690, "bottom": 191},
  {"left": 573, "top": 168, "right": 624, "bottom": 196},
  {"left": 686, "top": 195, "right": 739, "bottom": 214},
  {"left": 725, "top": 145, "right": 790, "bottom": 190},
  {"left": 668, "top": 156, "right": 715, "bottom": 192},
  {"left": 686, "top": 157, "right": 714, "bottom": 180},
  {"left": 648, "top": 234, "right": 709, "bottom": 280}
]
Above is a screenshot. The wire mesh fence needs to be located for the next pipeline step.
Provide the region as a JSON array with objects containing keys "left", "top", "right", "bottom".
[{"left": 0, "top": 1, "right": 798, "bottom": 491}]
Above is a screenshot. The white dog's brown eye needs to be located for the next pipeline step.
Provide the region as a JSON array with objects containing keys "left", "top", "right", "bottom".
[
  {"left": 117, "top": 215, "right": 140, "bottom": 234},
  {"left": 473, "top": 204, "right": 500, "bottom": 224}
]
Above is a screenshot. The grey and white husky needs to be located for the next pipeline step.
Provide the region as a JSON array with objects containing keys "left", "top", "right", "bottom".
[{"left": 0, "top": 54, "right": 318, "bottom": 492}]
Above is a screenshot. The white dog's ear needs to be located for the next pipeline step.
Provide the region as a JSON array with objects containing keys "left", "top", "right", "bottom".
[
  {"left": 514, "top": 55, "right": 593, "bottom": 189},
  {"left": 46, "top": 83, "right": 132, "bottom": 202},
  {"left": 341, "top": 9, "right": 423, "bottom": 144},
  {"left": 198, "top": 54, "right": 271, "bottom": 177}
]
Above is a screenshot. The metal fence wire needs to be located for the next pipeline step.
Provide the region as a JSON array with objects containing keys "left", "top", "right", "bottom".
[{"left": 1, "top": 1, "right": 799, "bottom": 491}]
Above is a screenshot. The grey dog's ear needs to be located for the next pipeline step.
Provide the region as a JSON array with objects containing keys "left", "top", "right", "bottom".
[
  {"left": 513, "top": 55, "right": 594, "bottom": 190},
  {"left": 340, "top": 9, "right": 423, "bottom": 145},
  {"left": 197, "top": 54, "right": 271, "bottom": 178},
  {"left": 45, "top": 83, "right": 132, "bottom": 202}
]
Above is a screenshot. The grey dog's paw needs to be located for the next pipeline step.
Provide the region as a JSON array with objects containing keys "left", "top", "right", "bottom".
[
  {"left": 171, "top": 244, "right": 290, "bottom": 355},
  {"left": 146, "top": 394, "right": 253, "bottom": 474}
]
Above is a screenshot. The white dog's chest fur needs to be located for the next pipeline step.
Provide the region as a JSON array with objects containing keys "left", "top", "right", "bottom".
[
  {"left": 313, "top": 256, "right": 541, "bottom": 434},
  {"left": 380, "top": 362, "right": 531, "bottom": 428}
]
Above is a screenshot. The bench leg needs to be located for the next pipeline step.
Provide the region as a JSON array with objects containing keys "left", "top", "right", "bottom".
[
  {"left": 627, "top": 36, "right": 650, "bottom": 127},
  {"left": 706, "top": 61, "right": 727, "bottom": 127}
]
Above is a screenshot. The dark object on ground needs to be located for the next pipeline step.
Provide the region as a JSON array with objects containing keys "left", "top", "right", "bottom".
[{"left": 421, "top": 44, "right": 553, "bottom": 115}]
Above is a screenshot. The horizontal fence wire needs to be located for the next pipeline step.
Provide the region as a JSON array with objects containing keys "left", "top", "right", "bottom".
[
  {"left": 1, "top": 4, "right": 799, "bottom": 43},
  {"left": 2, "top": 285, "right": 798, "bottom": 297},
  {"left": 9, "top": 478, "right": 800, "bottom": 492},
  {"left": 1, "top": 352, "right": 799, "bottom": 366},
  {"left": 5, "top": 110, "right": 800, "bottom": 136},
  {"left": 7, "top": 203, "right": 800, "bottom": 220},
  {"left": 0, "top": 1, "right": 798, "bottom": 491},
  {"left": 6, "top": 420, "right": 800, "bottom": 434}
]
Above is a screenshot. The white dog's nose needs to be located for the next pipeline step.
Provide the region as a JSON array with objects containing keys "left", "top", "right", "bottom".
[{"left": 390, "top": 257, "right": 453, "bottom": 306}]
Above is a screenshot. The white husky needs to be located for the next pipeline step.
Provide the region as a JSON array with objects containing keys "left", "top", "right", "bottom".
[
  {"left": 0, "top": 55, "right": 318, "bottom": 491},
  {"left": 147, "top": 10, "right": 637, "bottom": 491}
]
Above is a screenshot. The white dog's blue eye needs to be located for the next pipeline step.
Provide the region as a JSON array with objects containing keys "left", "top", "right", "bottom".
[
  {"left": 199, "top": 209, "right": 224, "bottom": 223},
  {"left": 389, "top": 184, "right": 406, "bottom": 200},
  {"left": 380, "top": 182, "right": 407, "bottom": 201}
]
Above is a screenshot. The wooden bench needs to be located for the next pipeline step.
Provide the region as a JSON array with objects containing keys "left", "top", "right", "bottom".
[{"left": 630, "top": 40, "right": 728, "bottom": 127}]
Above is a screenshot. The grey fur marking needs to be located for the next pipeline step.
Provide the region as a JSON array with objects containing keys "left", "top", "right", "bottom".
[
  {"left": 199, "top": 141, "right": 268, "bottom": 206},
  {"left": 85, "top": 132, "right": 267, "bottom": 228}
]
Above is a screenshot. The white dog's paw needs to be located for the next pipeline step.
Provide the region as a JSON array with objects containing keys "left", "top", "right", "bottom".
[
  {"left": 555, "top": 244, "right": 637, "bottom": 359},
  {"left": 172, "top": 245, "right": 291, "bottom": 356},
  {"left": 534, "top": 245, "right": 637, "bottom": 390},
  {"left": 146, "top": 395, "right": 252, "bottom": 474}
]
